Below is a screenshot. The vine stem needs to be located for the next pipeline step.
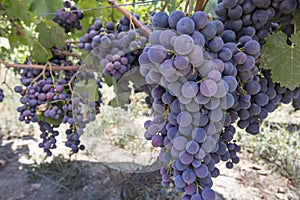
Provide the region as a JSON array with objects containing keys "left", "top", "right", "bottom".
[
  {"left": 51, "top": 49, "right": 81, "bottom": 59},
  {"left": 107, "top": 0, "right": 151, "bottom": 36},
  {"left": 188, "top": 0, "right": 193, "bottom": 14},
  {"left": 2, "top": 68, "right": 14, "bottom": 93},
  {"left": 161, "top": 0, "right": 169, "bottom": 12},
  {"left": 0, "top": 59, "right": 81, "bottom": 71},
  {"left": 9, "top": 19, "right": 26, "bottom": 37},
  {"left": 195, "top": 0, "right": 209, "bottom": 12},
  {"left": 65, "top": 40, "right": 80, "bottom": 44},
  {"left": 184, "top": 0, "right": 189, "bottom": 13}
]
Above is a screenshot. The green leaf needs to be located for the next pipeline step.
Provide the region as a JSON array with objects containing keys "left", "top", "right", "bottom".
[
  {"left": 36, "top": 20, "right": 67, "bottom": 49},
  {"left": 6, "top": 28, "right": 33, "bottom": 48},
  {"left": 109, "top": 92, "right": 131, "bottom": 108},
  {"left": 71, "top": 16, "right": 89, "bottom": 39},
  {"left": 260, "top": 32, "right": 300, "bottom": 90},
  {"left": 31, "top": 39, "right": 52, "bottom": 63},
  {"left": 292, "top": 9, "right": 300, "bottom": 33},
  {"left": 37, "top": 113, "right": 63, "bottom": 126},
  {"left": 78, "top": 0, "right": 99, "bottom": 18},
  {"left": 73, "top": 78, "right": 98, "bottom": 102},
  {"left": 111, "top": 7, "right": 123, "bottom": 24},
  {"left": 117, "top": 66, "right": 148, "bottom": 90},
  {"left": 82, "top": 52, "right": 103, "bottom": 71},
  {"left": 30, "top": 0, "right": 61, "bottom": 18},
  {"left": 36, "top": 102, "right": 64, "bottom": 126},
  {"left": 8, "top": 35, "right": 27, "bottom": 49},
  {"left": 108, "top": 66, "right": 151, "bottom": 107},
  {"left": 102, "top": 75, "right": 114, "bottom": 87},
  {"left": 204, "top": 0, "right": 217, "bottom": 18},
  {"left": 5, "top": 0, "right": 31, "bottom": 18}
]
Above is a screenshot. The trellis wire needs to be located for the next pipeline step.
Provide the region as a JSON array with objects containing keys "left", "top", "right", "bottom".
[{"left": 4, "top": 0, "right": 165, "bottom": 21}]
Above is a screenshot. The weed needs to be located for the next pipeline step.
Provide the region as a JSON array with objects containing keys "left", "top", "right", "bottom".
[
  {"left": 238, "top": 122, "right": 300, "bottom": 192},
  {"left": 25, "top": 154, "right": 89, "bottom": 192}
]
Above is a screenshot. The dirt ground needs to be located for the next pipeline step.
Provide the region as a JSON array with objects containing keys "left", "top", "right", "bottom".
[
  {"left": 0, "top": 131, "right": 299, "bottom": 200},
  {"left": 0, "top": 122, "right": 299, "bottom": 200},
  {"left": 0, "top": 82, "right": 299, "bottom": 200}
]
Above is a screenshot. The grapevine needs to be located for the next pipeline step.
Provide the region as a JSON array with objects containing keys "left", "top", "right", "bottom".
[{"left": 0, "top": 0, "right": 300, "bottom": 199}]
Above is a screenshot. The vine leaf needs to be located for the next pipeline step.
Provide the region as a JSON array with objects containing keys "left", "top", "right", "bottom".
[
  {"left": 36, "top": 21, "right": 67, "bottom": 49},
  {"left": 31, "top": 39, "right": 52, "bottom": 63},
  {"left": 292, "top": 9, "right": 300, "bottom": 33},
  {"left": 30, "top": 0, "right": 61, "bottom": 18},
  {"left": 71, "top": 0, "right": 100, "bottom": 38},
  {"left": 36, "top": 101, "right": 65, "bottom": 126},
  {"left": 82, "top": 52, "right": 102, "bottom": 71},
  {"left": 109, "top": 92, "right": 131, "bottom": 108},
  {"left": 78, "top": 0, "right": 99, "bottom": 18},
  {"left": 261, "top": 32, "right": 300, "bottom": 90},
  {"left": 204, "top": 0, "right": 217, "bottom": 18},
  {"left": 8, "top": 35, "right": 28, "bottom": 49},
  {"left": 36, "top": 113, "right": 63, "bottom": 126},
  {"left": 73, "top": 79, "right": 99, "bottom": 102},
  {"left": 5, "top": 0, "right": 31, "bottom": 18}
]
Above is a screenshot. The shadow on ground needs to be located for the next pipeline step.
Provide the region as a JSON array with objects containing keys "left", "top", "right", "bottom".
[{"left": 0, "top": 136, "right": 227, "bottom": 200}]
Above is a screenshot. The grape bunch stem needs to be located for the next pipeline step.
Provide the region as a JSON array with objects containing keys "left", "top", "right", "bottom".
[
  {"left": 195, "top": 0, "right": 209, "bottom": 12},
  {"left": 0, "top": 59, "right": 80, "bottom": 71},
  {"left": 51, "top": 49, "right": 81, "bottom": 59},
  {"left": 107, "top": 0, "right": 151, "bottom": 36}
]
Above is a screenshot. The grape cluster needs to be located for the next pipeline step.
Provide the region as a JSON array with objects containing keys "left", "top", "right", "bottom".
[
  {"left": 38, "top": 121, "right": 59, "bottom": 156},
  {"left": 216, "top": 125, "right": 241, "bottom": 169},
  {"left": 214, "top": 0, "right": 300, "bottom": 135},
  {"left": 117, "top": 14, "right": 141, "bottom": 32},
  {"left": 53, "top": 0, "right": 83, "bottom": 33},
  {"left": 14, "top": 49, "right": 102, "bottom": 156},
  {"left": 101, "top": 50, "right": 129, "bottom": 79},
  {"left": 225, "top": 70, "right": 298, "bottom": 134},
  {"left": 98, "top": 30, "right": 147, "bottom": 79},
  {"left": 77, "top": 18, "right": 113, "bottom": 51},
  {"left": 65, "top": 125, "right": 85, "bottom": 153},
  {"left": 64, "top": 92, "right": 98, "bottom": 153},
  {"left": 14, "top": 67, "right": 70, "bottom": 156},
  {"left": 78, "top": 18, "right": 148, "bottom": 80},
  {"left": 0, "top": 88, "right": 4, "bottom": 102},
  {"left": 216, "top": 0, "right": 299, "bottom": 44},
  {"left": 139, "top": 10, "right": 243, "bottom": 199},
  {"left": 134, "top": 2, "right": 300, "bottom": 198}
]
